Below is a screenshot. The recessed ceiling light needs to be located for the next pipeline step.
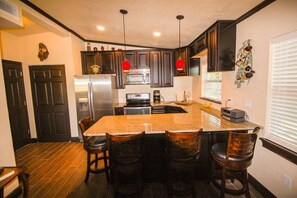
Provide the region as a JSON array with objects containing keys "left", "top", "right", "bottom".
[
  {"left": 97, "top": 26, "right": 105, "bottom": 31},
  {"left": 153, "top": 32, "right": 161, "bottom": 37}
]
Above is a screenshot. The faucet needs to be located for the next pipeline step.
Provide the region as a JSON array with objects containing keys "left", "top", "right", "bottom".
[{"left": 183, "top": 90, "right": 187, "bottom": 102}]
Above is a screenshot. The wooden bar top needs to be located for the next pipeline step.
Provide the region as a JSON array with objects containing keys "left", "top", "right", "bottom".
[{"left": 84, "top": 102, "right": 260, "bottom": 136}]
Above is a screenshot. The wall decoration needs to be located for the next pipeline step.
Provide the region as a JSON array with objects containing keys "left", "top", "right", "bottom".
[
  {"left": 234, "top": 39, "right": 255, "bottom": 88},
  {"left": 91, "top": 65, "right": 101, "bottom": 74},
  {"left": 38, "top": 43, "right": 49, "bottom": 61}
]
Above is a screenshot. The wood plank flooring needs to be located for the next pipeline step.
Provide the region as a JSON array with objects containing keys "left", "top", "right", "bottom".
[{"left": 15, "top": 142, "right": 263, "bottom": 198}]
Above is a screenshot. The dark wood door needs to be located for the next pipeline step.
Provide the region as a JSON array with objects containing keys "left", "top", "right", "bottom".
[
  {"left": 125, "top": 51, "right": 137, "bottom": 69},
  {"left": 207, "top": 25, "right": 218, "bottom": 72},
  {"left": 2, "top": 60, "right": 31, "bottom": 150},
  {"left": 137, "top": 51, "right": 150, "bottom": 69},
  {"left": 114, "top": 51, "right": 124, "bottom": 89},
  {"left": 150, "top": 51, "right": 162, "bottom": 87},
  {"left": 81, "top": 51, "right": 100, "bottom": 74},
  {"left": 29, "top": 65, "right": 71, "bottom": 142},
  {"left": 161, "top": 51, "right": 174, "bottom": 87},
  {"left": 175, "top": 47, "right": 189, "bottom": 76},
  {"left": 99, "top": 52, "right": 115, "bottom": 74}
]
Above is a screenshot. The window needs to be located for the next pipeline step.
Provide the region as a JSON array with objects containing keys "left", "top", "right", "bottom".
[
  {"left": 201, "top": 63, "right": 222, "bottom": 102},
  {"left": 266, "top": 30, "right": 297, "bottom": 152}
]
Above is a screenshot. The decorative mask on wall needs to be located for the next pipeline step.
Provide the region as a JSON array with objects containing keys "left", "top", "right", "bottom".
[
  {"left": 234, "top": 39, "right": 255, "bottom": 88},
  {"left": 38, "top": 43, "right": 49, "bottom": 61}
]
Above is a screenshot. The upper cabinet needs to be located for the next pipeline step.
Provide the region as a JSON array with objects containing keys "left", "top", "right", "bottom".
[
  {"left": 207, "top": 21, "right": 236, "bottom": 72},
  {"left": 150, "top": 50, "right": 174, "bottom": 87},
  {"left": 189, "top": 33, "right": 207, "bottom": 58},
  {"left": 81, "top": 51, "right": 124, "bottom": 89},
  {"left": 174, "top": 47, "right": 189, "bottom": 76},
  {"left": 125, "top": 51, "right": 150, "bottom": 69}
]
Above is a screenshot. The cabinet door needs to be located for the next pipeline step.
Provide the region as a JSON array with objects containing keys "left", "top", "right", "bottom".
[
  {"left": 99, "top": 52, "right": 115, "bottom": 74},
  {"left": 150, "top": 51, "right": 162, "bottom": 87},
  {"left": 125, "top": 51, "right": 137, "bottom": 69},
  {"left": 207, "top": 25, "right": 218, "bottom": 72},
  {"left": 197, "top": 33, "right": 207, "bottom": 53},
  {"left": 81, "top": 52, "right": 100, "bottom": 74},
  {"left": 175, "top": 47, "right": 189, "bottom": 76},
  {"left": 114, "top": 52, "right": 125, "bottom": 89},
  {"left": 161, "top": 51, "right": 174, "bottom": 87},
  {"left": 137, "top": 51, "right": 150, "bottom": 69}
]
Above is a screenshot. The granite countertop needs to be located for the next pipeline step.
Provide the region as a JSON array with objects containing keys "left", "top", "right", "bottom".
[{"left": 85, "top": 102, "right": 260, "bottom": 136}]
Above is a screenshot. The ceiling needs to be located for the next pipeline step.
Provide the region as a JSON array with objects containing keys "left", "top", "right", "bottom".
[{"left": 20, "top": 0, "right": 264, "bottom": 49}]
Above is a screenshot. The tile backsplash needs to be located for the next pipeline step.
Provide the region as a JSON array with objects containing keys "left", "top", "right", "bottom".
[{"left": 117, "top": 76, "right": 194, "bottom": 103}]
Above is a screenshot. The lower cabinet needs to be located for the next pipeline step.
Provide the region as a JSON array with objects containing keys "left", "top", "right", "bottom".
[
  {"left": 150, "top": 50, "right": 174, "bottom": 88},
  {"left": 114, "top": 107, "right": 124, "bottom": 115}
]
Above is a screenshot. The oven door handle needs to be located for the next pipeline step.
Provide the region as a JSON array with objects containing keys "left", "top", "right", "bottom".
[{"left": 123, "top": 106, "right": 151, "bottom": 115}]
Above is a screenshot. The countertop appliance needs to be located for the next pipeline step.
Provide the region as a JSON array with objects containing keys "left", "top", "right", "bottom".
[
  {"left": 74, "top": 74, "right": 118, "bottom": 137},
  {"left": 153, "top": 90, "right": 161, "bottom": 103},
  {"left": 123, "top": 93, "right": 151, "bottom": 115},
  {"left": 221, "top": 107, "right": 246, "bottom": 123},
  {"left": 123, "top": 69, "right": 150, "bottom": 85}
]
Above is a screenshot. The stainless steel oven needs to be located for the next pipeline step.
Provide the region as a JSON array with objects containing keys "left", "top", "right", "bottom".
[
  {"left": 123, "top": 106, "right": 151, "bottom": 115},
  {"left": 123, "top": 93, "right": 151, "bottom": 115}
]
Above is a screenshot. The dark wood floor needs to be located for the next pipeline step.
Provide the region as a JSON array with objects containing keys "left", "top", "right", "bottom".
[{"left": 15, "top": 142, "right": 263, "bottom": 198}]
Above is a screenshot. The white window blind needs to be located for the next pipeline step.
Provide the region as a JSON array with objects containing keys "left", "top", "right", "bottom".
[{"left": 267, "top": 30, "right": 297, "bottom": 152}]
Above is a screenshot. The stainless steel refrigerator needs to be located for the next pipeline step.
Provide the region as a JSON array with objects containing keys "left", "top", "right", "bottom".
[{"left": 74, "top": 74, "right": 118, "bottom": 137}]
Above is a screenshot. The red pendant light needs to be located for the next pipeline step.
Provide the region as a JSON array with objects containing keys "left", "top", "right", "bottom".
[
  {"left": 122, "top": 58, "right": 131, "bottom": 72},
  {"left": 176, "top": 56, "right": 185, "bottom": 71},
  {"left": 120, "top": 9, "right": 130, "bottom": 72},
  {"left": 176, "top": 15, "right": 185, "bottom": 71}
]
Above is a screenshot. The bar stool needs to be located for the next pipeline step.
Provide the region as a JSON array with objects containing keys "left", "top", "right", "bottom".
[
  {"left": 211, "top": 127, "right": 260, "bottom": 198},
  {"left": 165, "top": 129, "right": 203, "bottom": 197},
  {"left": 79, "top": 116, "right": 109, "bottom": 183},
  {"left": 106, "top": 132, "right": 145, "bottom": 197}
]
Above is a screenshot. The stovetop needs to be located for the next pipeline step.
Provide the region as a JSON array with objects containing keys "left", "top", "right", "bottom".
[{"left": 125, "top": 93, "right": 151, "bottom": 107}]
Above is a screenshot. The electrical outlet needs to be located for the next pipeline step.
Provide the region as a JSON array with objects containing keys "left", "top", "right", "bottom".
[{"left": 283, "top": 174, "right": 292, "bottom": 189}]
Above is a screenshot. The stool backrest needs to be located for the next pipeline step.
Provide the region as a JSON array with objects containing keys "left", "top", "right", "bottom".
[
  {"left": 226, "top": 127, "right": 260, "bottom": 163},
  {"left": 106, "top": 132, "right": 145, "bottom": 164},
  {"left": 165, "top": 129, "right": 203, "bottom": 161},
  {"left": 78, "top": 116, "right": 94, "bottom": 143}
]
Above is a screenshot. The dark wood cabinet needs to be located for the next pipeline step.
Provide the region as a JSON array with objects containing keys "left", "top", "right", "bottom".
[
  {"left": 161, "top": 51, "right": 174, "bottom": 87},
  {"left": 175, "top": 47, "right": 189, "bottom": 76},
  {"left": 114, "top": 107, "right": 124, "bottom": 115},
  {"left": 138, "top": 51, "right": 150, "bottom": 69},
  {"left": 81, "top": 51, "right": 124, "bottom": 89},
  {"left": 81, "top": 52, "right": 100, "bottom": 74},
  {"left": 125, "top": 51, "right": 150, "bottom": 69},
  {"left": 99, "top": 52, "right": 115, "bottom": 73},
  {"left": 150, "top": 50, "right": 174, "bottom": 87},
  {"left": 207, "top": 21, "right": 236, "bottom": 72},
  {"left": 189, "top": 33, "right": 207, "bottom": 58},
  {"left": 114, "top": 52, "right": 125, "bottom": 89}
]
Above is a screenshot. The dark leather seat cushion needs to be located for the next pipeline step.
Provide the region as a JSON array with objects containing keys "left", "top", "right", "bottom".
[
  {"left": 86, "top": 136, "right": 107, "bottom": 151},
  {"left": 211, "top": 143, "right": 252, "bottom": 163}
]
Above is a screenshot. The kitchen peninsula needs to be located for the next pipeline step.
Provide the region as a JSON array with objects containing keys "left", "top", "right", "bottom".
[
  {"left": 84, "top": 102, "right": 260, "bottom": 136},
  {"left": 84, "top": 102, "right": 260, "bottom": 181}
]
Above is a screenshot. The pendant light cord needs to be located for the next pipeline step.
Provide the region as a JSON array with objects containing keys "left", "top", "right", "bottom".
[
  {"left": 179, "top": 18, "right": 181, "bottom": 55},
  {"left": 122, "top": 13, "right": 126, "bottom": 51}
]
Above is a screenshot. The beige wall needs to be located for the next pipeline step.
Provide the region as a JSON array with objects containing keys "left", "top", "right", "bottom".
[
  {"left": 235, "top": 1, "right": 297, "bottom": 197},
  {"left": 193, "top": 0, "right": 297, "bottom": 197},
  {"left": 118, "top": 76, "right": 194, "bottom": 103},
  {"left": 1, "top": 30, "right": 84, "bottom": 139}
]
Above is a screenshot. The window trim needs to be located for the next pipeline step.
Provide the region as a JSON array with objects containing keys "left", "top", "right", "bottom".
[
  {"left": 260, "top": 138, "right": 297, "bottom": 165},
  {"left": 265, "top": 30, "right": 297, "bottom": 153}
]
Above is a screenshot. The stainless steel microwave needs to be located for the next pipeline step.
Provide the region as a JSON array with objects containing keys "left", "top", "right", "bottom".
[{"left": 123, "top": 69, "right": 150, "bottom": 85}]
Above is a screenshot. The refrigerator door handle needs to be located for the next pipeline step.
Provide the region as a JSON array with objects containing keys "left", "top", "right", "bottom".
[{"left": 88, "top": 81, "right": 93, "bottom": 118}]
